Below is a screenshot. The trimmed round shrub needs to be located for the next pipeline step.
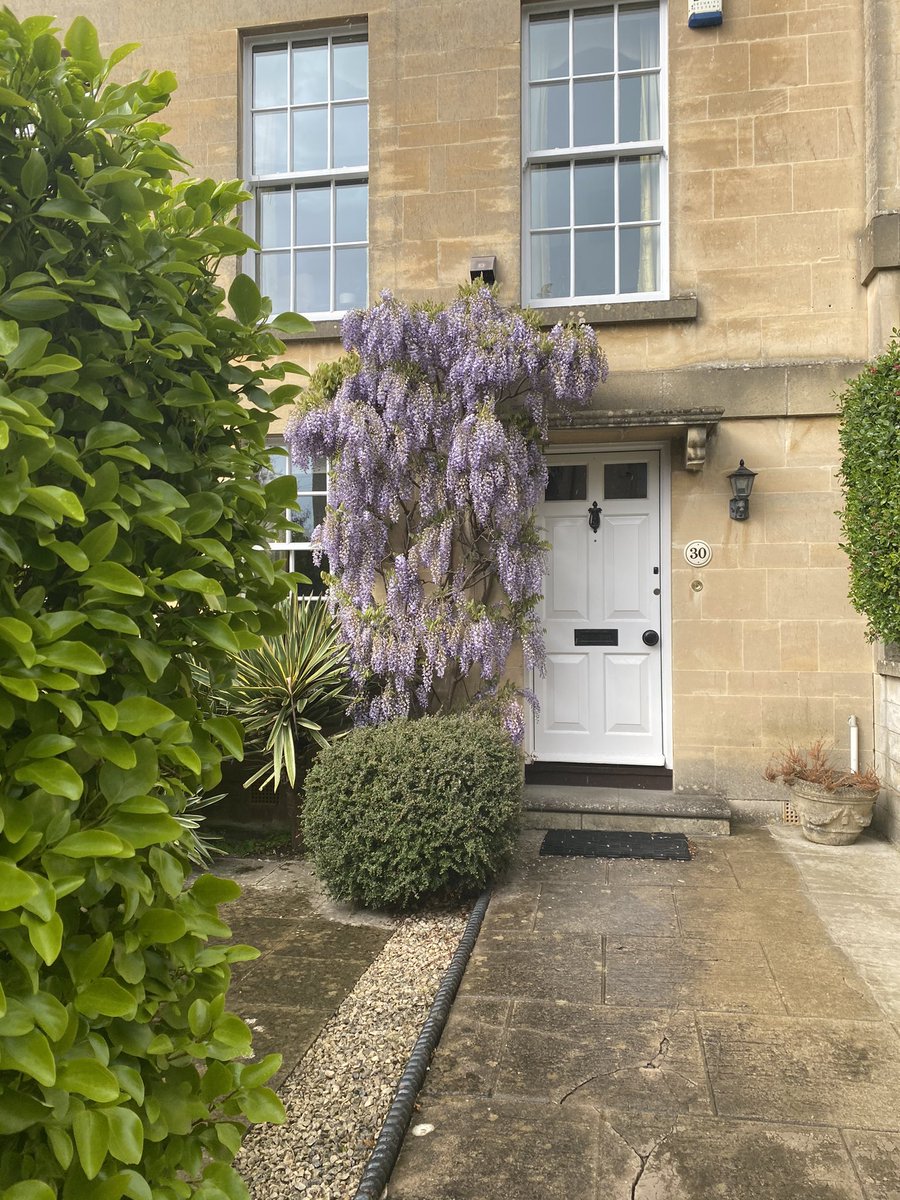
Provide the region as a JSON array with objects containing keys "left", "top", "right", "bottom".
[{"left": 302, "top": 714, "right": 522, "bottom": 908}]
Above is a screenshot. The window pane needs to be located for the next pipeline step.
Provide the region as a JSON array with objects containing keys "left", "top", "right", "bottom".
[
  {"left": 333, "top": 39, "right": 368, "bottom": 100},
  {"left": 619, "top": 5, "right": 660, "bottom": 71},
  {"left": 574, "top": 78, "right": 614, "bottom": 146},
  {"left": 259, "top": 189, "right": 291, "bottom": 247},
  {"left": 530, "top": 82, "right": 569, "bottom": 150},
  {"left": 529, "top": 15, "right": 568, "bottom": 80},
  {"left": 292, "top": 41, "right": 328, "bottom": 105},
  {"left": 619, "top": 74, "right": 660, "bottom": 142},
  {"left": 292, "top": 107, "right": 328, "bottom": 171},
  {"left": 574, "top": 228, "right": 614, "bottom": 296},
  {"left": 292, "top": 494, "right": 327, "bottom": 541},
  {"left": 296, "top": 248, "right": 331, "bottom": 312},
  {"left": 573, "top": 9, "right": 614, "bottom": 76},
  {"left": 259, "top": 251, "right": 291, "bottom": 314},
  {"left": 253, "top": 45, "right": 288, "bottom": 108},
  {"left": 604, "top": 462, "right": 648, "bottom": 499},
  {"left": 253, "top": 112, "right": 288, "bottom": 175},
  {"left": 336, "top": 182, "right": 368, "bottom": 242},
  {"left": 531, "top": 231, "right": 570, "bottom": 300},
  {"left": 620, "top": 225, "right": 658, "bottom": 293},
  {"left": 531, "top": 164, "right": 569, "bottom": 229},
  {"left": 296, "top": 185, "right": 331, "bottom": 246},
  {"left": 619, "top": 156, "right": 659, "bottom": 223},
  {"left": 291, "top": 550, "right": 329, "bottom": 596},
  {"left": 333, "top": 103, "right": 368, "bottom": 167},
  {"left": 574, "top": 161, "right": 614, "bottom": 226},
  {"left": 335, "top": 246, "right": 367, "bottom": 309},
  {"left": 290, "top": 457, "right": 328, "bottom": 493},
  {"left": 545, "top": 464, "right": 587, "bottom": 501}
]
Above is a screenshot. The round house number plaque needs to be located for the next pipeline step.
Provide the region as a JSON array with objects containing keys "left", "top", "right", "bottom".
[{"left": 684, "top": 540, "right": 712, "bottom": 567}]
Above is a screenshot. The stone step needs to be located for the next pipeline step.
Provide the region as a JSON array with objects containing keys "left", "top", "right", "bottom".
[{"left": 522, "top": 783, "right": 731, "bottom": 837}]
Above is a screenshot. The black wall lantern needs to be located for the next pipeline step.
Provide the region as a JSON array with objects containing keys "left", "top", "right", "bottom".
[{"left": 727, "top": 459, "right": 757, "bottom": 521}]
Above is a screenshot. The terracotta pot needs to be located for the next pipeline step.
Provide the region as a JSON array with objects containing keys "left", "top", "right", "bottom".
[{"left": 790, "top": 778, "right": 878, "bottom": 845}]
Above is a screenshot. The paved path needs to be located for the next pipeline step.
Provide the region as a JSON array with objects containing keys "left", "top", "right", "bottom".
[
  {"left": 388, "top": 825, "right": 900, "bottom": 1200},
  {"left": 217, "top": 857, "right": 394, "bottom": 1088}
]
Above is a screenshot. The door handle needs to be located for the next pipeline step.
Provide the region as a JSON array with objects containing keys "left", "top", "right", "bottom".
[
  {"left": 642, "top": 629, "right": 660, "bottom": 647},
  {"left": 587, "top": 501, "right": 602, "bottom": 532}
]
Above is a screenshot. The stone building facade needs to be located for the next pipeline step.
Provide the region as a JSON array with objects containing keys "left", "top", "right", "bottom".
[{"left": 55, "top": 0, "right": 900, "bottom": 825}]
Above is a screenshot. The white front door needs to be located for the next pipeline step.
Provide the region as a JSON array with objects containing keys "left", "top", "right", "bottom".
[{"left": 533, "top": 450, "right": 665, "bottom": 765}]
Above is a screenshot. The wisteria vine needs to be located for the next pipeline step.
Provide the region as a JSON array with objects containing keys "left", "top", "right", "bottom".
[{"left": 284, "top": 284, "right": 607, "bottom": 741}]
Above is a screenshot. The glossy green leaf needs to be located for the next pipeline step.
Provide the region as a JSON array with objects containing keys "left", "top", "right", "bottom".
[
  {"left": 228, "top": 274, "right": 263, "bottom": 325},
  {"left": 64, "top": 15, "right": 103, "bottom": 68},
  {"left": 73, "top": 1108, "right": 109, "bottom": 1179},
  {"left": 40, "top": 641, "right": 106, "bottom": 674},
  {"left": 240, "top": 1086, "right": 285, "bottom": 1124},
  {"left": 80, "top": 562, "right": 144, "bottom": 595},
  {"left": 162, "top": 569, "right": 224, "bottom": 595},
  {"left": 115, "top": 696, "right": 175, "bottom": 735},
  {"left": 76, "top": 978, "right": 138, "bottom": 1019},
  {"left": 0, "top": 1028, "right": 56, "bottom": 1086},
  {"left": 61, "top": 1057, "right": 120, "bottom": 1103},
  {"left": 53, "top": 830, "right": 126, "bottom": 858},
  {"left": 15, "top": 759, "right": 83, "bottom": 801},
  {"left": 105, "top": 1105, "right": 144, "bottom": 1165},
  {"left": 24, "top": 912, "right": 63, "bottom": 965}
]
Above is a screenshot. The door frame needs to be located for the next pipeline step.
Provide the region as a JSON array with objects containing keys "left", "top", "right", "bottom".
[{"left": 527, "top": 440, "right": 674, "bottom": 770}]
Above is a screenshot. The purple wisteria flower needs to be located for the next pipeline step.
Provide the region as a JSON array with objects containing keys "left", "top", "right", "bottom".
[{"left": 284, "top": 284, "right": 607, "bottom": 741}]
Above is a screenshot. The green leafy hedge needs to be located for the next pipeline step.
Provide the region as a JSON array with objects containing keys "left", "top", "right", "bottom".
[
  {"left": 839, "top": 330, "right": 900, "bottom": 644},
  {"left": 0, "top": 14, "right": 311, "bottom": 1198},
  {"left": 303, "top": 715, "right": 522, "bottom": 909}
]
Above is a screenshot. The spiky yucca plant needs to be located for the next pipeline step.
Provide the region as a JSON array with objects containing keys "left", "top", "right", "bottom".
[{"left": 198, "top": 595, "right": 351, "bottom": 790}]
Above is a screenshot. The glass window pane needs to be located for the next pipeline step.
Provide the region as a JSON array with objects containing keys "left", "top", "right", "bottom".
[
  {"left": 573, "top": 9, "right": 614, "bottom": 76},
  {"left": 529, "top": 15, "right": 569, "bottom": 80},
  {"left": 619, "top": 5, "right": 660, "bottom": 71},
  {"left": 253, "top": 45, "right": 288, "bottom": 108},
  {"left": 336, "top": 183, "right": 368, "bottom": 242},
  {"left": 574, "top": 78, "right": 614, "bottom": 146},
  {"left": 296, "top": 248, "right": 331, "bottom": 312},
  {"left": 574, "top": 161, "right": 614, "bottom": 226},
  {"left": 296, "top": 185, "right": 331, "bottom": 246},
  {"left": 531, "top": 231, "right": 570, "bottom": 300},
  {"left": 619, "top": 74, "right": 660, "bottom": 142},
  {"left": 619, "top": 156, "right": 659, "bottom": 223},
  {"left": 333, "top": 39, "right": 368, "bottom": 100},
  {"left": 292, "top": 107, "right": 328, "bottom": 171},
  {"left": 291, "top": 494, "right": 327, "bottom": 541},
  {"left": 574, "top": 228, "right": 614, "bottom": 296},
  {"left": 620, "top": 225, "right": 659, "bottom": 293},
  {"left": 291, "top": 41, "right": 328, "bottom": 105},
  {"left": 545, "top": 465, "right": 587, "bottom": 501},
  {"left": 604, "top": 462, "right": 648, "bottom": 499},
  {"left": 530, "top": 82, "right": 569, "bottom": 151},
  {"left": 253, "top": 112, "right": 288, "bottom": 175},
  {"left": 259, "top": 190, "right": 291, "bottom": 248},
  {"left": 530, "top": 164, "right": 570, "bottom": 229},
  {"left": 333, "top": 103, "right": 368, "bottom": 167},
  {"left": 335, "top": 246, "right": 367, "bottom": 309},
  {"left": 290, "top": 458, "right": 328, "bottom": 493},
  {"left": 291, "top": 550, "right": 329, "bottom": 596},
  {"left": 259, "top": 251, "right": 291, "bottom": 314}
]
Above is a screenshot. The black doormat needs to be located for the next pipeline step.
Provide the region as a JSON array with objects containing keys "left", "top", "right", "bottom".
[{"left": 539, "top": 829, "right": 691, "bottom": 861}]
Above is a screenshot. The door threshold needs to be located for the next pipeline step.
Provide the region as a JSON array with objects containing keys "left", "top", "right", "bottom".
[{"left": 524, "top": 761, "right": 673, "bottom": 791}]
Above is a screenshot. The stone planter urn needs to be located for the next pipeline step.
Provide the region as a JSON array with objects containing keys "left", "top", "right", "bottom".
[{"left": 790, "top": 779, "right": 878, "bottom": 846}]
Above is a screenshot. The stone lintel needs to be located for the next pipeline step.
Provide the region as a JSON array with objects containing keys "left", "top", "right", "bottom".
[
  {"left": 859, "top": 212, "right": 900, "bottom": 286},
  {"left": 283, "top": 318, "right": 343, "bottom": 343}
]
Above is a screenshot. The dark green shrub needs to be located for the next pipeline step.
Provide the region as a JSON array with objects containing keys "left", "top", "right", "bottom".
[
  {"left": 0, "top": 13, "right": 312, "bottom": 1198},
  {"left": 839, "top": 330, "right": 900, "bottom": 642},
  {"left": 302, "top": 715, "right": 522, "bottom": 909}
]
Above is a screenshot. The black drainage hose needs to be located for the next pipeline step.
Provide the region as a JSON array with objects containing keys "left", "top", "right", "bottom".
[{"left": 351, "top": 889, "right": 492, "bottom": 1200}]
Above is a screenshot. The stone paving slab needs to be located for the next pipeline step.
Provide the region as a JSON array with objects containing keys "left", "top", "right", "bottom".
[
  {"left": 605, "top": 936, "right": 786, "bottom": 1014},
  {"left": 762, "top": 940, "right": 884, "bottom": 1020},
  {"left": 459, "top": 930, "right": 604, "bottom": 1004},
  {"left": 698, "top": 1013, "right": 900, "bottom": 1129},
  {"left": 842, "top": 1129, "right": 900, "bottom": 1200},
  {"left": 674, "top": 885, "right": 830, "bottom": 943},
  {"left": 495, "top": 1001, "right": 711, "bottom": 1115},
  {"left": 534, "top": 883, "right": 679, "bottom": 936}
]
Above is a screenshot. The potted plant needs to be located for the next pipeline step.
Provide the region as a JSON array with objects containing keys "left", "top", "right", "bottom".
[
  {"left": 764, "top": 740, "right": 880, "bottom": 845},
  {"left": 193, "top": 594, "right": 351, "bottom": 841}
]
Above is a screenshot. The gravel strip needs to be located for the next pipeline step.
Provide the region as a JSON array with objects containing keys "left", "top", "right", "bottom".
[{"left": 239, "top": 908, "right": 469, "bottom": 1199}]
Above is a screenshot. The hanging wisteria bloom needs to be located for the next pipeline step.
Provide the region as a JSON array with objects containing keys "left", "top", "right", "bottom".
[{"left": 284, "top": 284, "right": 607, "bottom": 741}]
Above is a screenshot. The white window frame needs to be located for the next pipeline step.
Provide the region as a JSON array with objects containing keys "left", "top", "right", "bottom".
[
  {"left": 242, "top": 25, "right": 369, "bottom": 321},
  {"left": 264, "top": 442, "right": 329, "bottom": 587},
  {"left": 521, "top": 0, "right": 669, "bottom": 308}
]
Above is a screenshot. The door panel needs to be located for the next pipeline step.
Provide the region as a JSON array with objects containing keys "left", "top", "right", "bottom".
[{"left": 533, "top": 450, "right": 664, "bottom": 765}]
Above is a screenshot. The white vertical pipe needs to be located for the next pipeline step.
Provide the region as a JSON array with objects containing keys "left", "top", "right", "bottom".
[{"left": 848, "top": 714, "right": 859, "bottom": 773}]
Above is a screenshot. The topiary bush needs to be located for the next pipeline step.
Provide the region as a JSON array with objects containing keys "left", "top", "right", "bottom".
[
  {"left": 839, "top": 329, "right": 900, "bottom": 643},
  {"left": 302, "top": 715, "right": 522, "bottom": 909},
  {"left": 0, "top": 13, "right": 312, "bottom": 1198}
]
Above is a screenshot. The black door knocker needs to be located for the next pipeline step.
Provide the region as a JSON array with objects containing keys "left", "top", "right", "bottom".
[{"left": 588, "top": 501, "right": 602, "bottom": 533}]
